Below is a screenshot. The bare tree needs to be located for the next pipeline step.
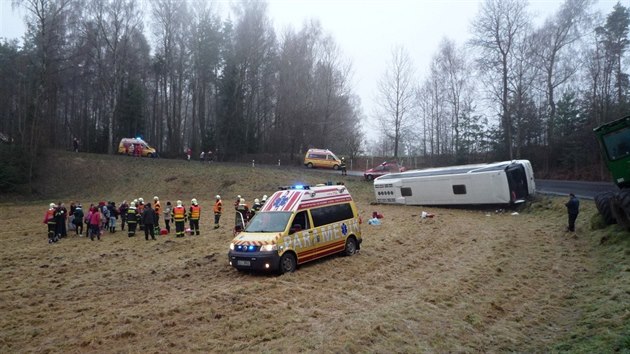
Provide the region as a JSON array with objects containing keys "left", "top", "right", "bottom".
[
  {"left": 470, "top": 0, "right": 530, "bottom": 160},
  {"left": 376, "top": 46, "right": 415, "bottom": 159}
]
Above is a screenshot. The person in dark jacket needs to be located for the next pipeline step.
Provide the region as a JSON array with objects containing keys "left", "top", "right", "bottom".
[
  {"left": 119, "top": 201, "right": 129, "bottom": 231},
  {"left": 73, "top": 204, "right": 84, "bottom": 236},
  {"left": 142, "top": 202, "right": 157, "bottom": 240},
  {"left": 565, "top": 193, "right": 580, "bottom": 232}
]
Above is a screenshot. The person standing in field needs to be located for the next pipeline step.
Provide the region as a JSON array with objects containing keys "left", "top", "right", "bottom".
[
  {"left": 73, "top": 204, "right": 84, "bottom": 237},
  {"left": 565, "top": 193, "right": 580, "bottom": 232},
  {"left": 119, "top": 201, "right": 128, "bottom": 231},
  {"left": 163, "top": 201, "right": 173, "bottom": 233},
  {"left": 89, "top": 206, "right": 101, "bottom": 241},
  {"left": 189, "top": 198, "right": 201, "bottom": 236},
  {"left": 340, "top": 157, "right": 347, "bottom": 176},
  {"left": 173, "top": 200, "right": 187, "bottom": 238},
  {"left": 44, "top": 203, "right": 58, "bottom": 244},
  {"left": 213, "top": 195, "right": 222, "bottom": 229},
  {"left": 142, "top": 203, "right": 157, "bottom": 240},
  {"left": 153, "top": 196, "right": 161, "bottom": 235},
  {"left": 127, "top": 201, "right": 138, "bottom": 237},
  {"left": 200, "top": 151, "right": 205, "bottom": 162}
]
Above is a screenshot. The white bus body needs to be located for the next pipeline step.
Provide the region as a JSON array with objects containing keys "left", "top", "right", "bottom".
[{"left": 373, "top": 160, "right": 536, "bottom": 206}]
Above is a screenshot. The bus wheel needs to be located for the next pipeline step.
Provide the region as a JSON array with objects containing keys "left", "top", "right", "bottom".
[
  {"left": 344, "top": 237, "right": 357, "bottom": 256},
  {"left": 279, "top": 253, "right": 296, "bottom": 274}
]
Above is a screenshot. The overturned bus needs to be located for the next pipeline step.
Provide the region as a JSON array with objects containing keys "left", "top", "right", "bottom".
[{"left": 373, "top": 160, "right": 536, "bottom": 206}]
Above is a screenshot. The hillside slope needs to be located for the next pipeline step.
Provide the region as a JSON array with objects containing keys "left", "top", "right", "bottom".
[{"left": 0, "top": 150, "right": 627, "bottom": 353}]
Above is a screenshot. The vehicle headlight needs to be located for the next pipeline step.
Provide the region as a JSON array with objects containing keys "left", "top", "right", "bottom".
[
  {"left": 229, "top": 243, "right": 235, "bottom": 250},
  {"left": 259, "top": 244, "right": 277, "bottom": 252}
]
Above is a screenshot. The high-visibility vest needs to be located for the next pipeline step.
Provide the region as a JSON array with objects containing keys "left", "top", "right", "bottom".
[
  {"left": 189, "top": 205, "right": 200, "bottom": 220},
  {"left": 173, "top": 206, "right": 186, "bottom": 221},
  {"left": 154, "top": 202, "right": 161, "bottom": 214},
  {"left": 213, "top": 200, "right": 222, "bottom": 214},
  {"left": 45, "top": 209, "right": 56, "bottom": 224}
]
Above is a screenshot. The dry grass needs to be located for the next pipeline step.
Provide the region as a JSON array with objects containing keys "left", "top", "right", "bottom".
[{"left": 0, "top": 151, "right": 628, "bottom": 353}]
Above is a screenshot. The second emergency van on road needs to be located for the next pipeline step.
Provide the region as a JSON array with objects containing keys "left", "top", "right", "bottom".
[
  {"left": 303, "top": 148, "right": 342, "bottom": 169},
  {"left": 228, "top": 184, "right": 362, "bottom": 274}
]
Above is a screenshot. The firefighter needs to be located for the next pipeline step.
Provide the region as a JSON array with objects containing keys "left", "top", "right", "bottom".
[
  {"left": 153, "top": 196, "right": 161, "bottom": 234},
  {"left": 234, "top": 195, "right": 241, "bottom": 208},
  {"left": 213, "top": 195, "right": 222, "bottom": 229},
  {"left": 261, "top": 195, "right": 268, "bottom": 206},
  {"left": 189, "top": 198, "right": 201, "bottom": 236},
  {"left": 173, "top": 200, "right": 187, "bottom": 238},
  {"left": 250, "top": 198, "right": 262, "bottom": 219},
  {"left": 44, "top": 203, "right": 58, "bottom": 243},
  {"left": 340, "top": 157, "right": 347, "bottom": 176},
  {"left": 127, "top": 201, "right": 138, "bottom": 237},
  {"left": 137, "top": 198, "right": 145, "bottom": 231},
  {"left": 236, "top": 198, "right": 250, "bottom": 222}
]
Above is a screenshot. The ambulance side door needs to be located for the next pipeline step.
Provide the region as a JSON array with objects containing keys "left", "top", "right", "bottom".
[{"left": 289, "top": 210, "right": 315, "bottom": 261}]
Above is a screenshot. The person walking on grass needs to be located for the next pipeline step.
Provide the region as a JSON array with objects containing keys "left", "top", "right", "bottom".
[
  {"left": 89, "top": 206, "right": 101, "bottom": 241},
  {"left": 189, "top": 198, "right": 201, "bottom": 236},
  {"left": 565, "top": 193, "right": 580, "bottom": 232},
  {"left": 73, "top": 204, "right": 84, "bottom": 237},
  {"left": 173, "top": 200, "right": 187, "bottom": 238},
  {"left": 163, "top": 201, "right": 173, "bottom": 233},
  {"left": 213, "top": 195, "right": 222, "bottom": 229},
  {"left": 44, "top": 203, "right": 58, "bottom": 244},
  {"left": 142, "top": 203, "right": 157, "bottom": 240},
  {"left": 127, "top": 201, "right": 138, "bottom": 237}
]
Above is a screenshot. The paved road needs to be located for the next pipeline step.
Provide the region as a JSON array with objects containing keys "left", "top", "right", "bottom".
[{"left": 534, "top": 179, "right": 618, "bottom": 200}]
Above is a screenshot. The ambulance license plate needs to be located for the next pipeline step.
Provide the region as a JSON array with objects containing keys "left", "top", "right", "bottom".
[{"left": 237, "top": 260, "right": 251, "bottom": 266}]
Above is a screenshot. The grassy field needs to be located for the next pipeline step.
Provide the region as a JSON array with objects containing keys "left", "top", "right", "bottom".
[{"left": 0, "top": 150, "right": 628, "bottom": 353}]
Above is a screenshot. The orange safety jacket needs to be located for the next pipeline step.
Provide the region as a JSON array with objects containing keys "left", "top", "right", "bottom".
[
  {"left": 44, "top": 209, "right": 56, "bottom": 224},
  {"left": 189, "top": 205, "right": 200, "bottom": 220},
  {"left": 213, "top": 200, "right": 222, "bottom": 214},
  {"left": 173, "top": 206, "right": 186, "bottom": 221}
]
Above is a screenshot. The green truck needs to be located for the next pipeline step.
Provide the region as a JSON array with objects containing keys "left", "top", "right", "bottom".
[{"left": 593, "top": 115, "right": 630, "bottom": 231}]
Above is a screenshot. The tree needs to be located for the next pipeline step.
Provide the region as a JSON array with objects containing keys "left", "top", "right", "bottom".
[
  {"left": 376, "top": 46, "right": 415, "bottom": 159},
  {"left": 470, "top": 0, "right": 530, "bottom": 160}
]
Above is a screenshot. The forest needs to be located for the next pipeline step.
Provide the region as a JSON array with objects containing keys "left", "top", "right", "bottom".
[{"left": 0, "top": 0, "right": 628, "bottom": 192}]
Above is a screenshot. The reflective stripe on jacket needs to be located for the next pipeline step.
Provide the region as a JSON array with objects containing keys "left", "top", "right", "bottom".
[
  {"left": 213, "top": 200, "right": 222, "bottom": 214},
  {"left": 189, "top": 205, "right": 200, "bottom": 220},
  {"left": 173, "top": 206, "right": 186, "bottom": 221}
]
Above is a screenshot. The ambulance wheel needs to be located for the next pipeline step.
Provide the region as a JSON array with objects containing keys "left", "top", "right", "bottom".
[
  {"left": 344, "top": 237, "right": 357, "bottom": 256},
  {"left": 333, "top": 164, "right": 339, "bottom": 170},
  {"left": 366, "top": 174, "right": 374, "bottom": 181},
  {"left": 306, "top": 162, "right": 313, "bottom": 169},
  {"left": 279, "top": 253, "right": 296, "bottom": 274}
]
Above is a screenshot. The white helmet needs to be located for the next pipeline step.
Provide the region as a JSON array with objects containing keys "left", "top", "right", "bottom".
[
  {"left": 191, "top": 198, "right": 198, "bottom": 205},
  {"left": 130, "top": 202, "right": 136, "bottom": 207},
  {"left": 262, "top": 195, "right": 268, "bottom": 201},
  {"left": 216, "top": 195, "right": 221, "bottom": 199},
  {"left": 237, "top": 195, "right": 241, "bottom": 199},
  {"left": 177, "top": 200, "right": 182, "bottom": 207},
  {"left": 49, "top": 203, "right": 56, "bottom": 209},
  {"left": 154, "top": 196, "right": 159, "bottom": 201},
  {"left": 254, "top": 198, "right": 260, "bottom": 204},
  {"left": 133, "top": 199, "right": 138, "bottom": 205},
  {"left": 138, "top": 197, "right": 144, "bottom": 203}
]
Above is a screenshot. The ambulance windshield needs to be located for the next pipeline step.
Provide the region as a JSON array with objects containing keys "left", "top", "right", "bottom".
[{"left": 245, "top": 212, "right": 291, "bottom": 233}]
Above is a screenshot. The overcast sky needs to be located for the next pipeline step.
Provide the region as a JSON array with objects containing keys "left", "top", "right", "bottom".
[{"left": 0, "top": 0, "right": 621, "bottom": 141}]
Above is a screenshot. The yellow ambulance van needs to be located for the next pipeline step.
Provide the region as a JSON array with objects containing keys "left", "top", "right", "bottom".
[
  {"left": 228, "top": 184, "right": 362, "bottom": 274},
  {"left": 303, "top": 148, "right": 342, "bottom": 169}
]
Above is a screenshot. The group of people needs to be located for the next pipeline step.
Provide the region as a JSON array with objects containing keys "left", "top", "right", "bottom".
[
  {"left": 44, "top": 195, "right": 227, "bottom": 243},
  {"left": 234, "top": 194, "right": 267, "bottom": 225},
  {"left": 186, "top": 148, "right": 216, "bottom": 162}
]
